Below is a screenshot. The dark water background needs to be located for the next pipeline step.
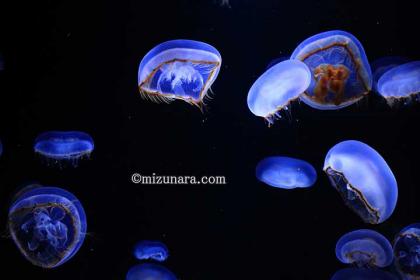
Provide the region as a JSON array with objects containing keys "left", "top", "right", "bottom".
[{"left": 0, "top": 0, "right": 419, "bottom": 279}]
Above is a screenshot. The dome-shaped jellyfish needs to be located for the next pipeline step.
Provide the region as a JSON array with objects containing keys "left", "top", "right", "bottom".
[
  {"left": 34, "top": 131, "right": 94, "bottom": 167},
  {"left": 290, "top": 30, "right": 372, "bottom": 110},
  {"left": 323, "top": 140, "right": 398, "bottom": 224},
  {"left": 256, "top": 156, "right": 317, "bottom": 189},
  {"left": 331, "top": 268, "right": 398, "bottom": 280},
  {"left": 371, "top": 56, "right": 410, "bottom": 92},
  {"left": 247, "top": 59, "right": 311, "bottom": 125},
  {"left": 138, "top": 39, "right": 222, "bottom": 107},
  {"left": 133, "top": 240, "right": 169, "bottom": 262},
  {"left": 126, "top": 263, "right": 177, "bottom": 280},
  {"left": 335, "top": 229, "right": 393, "bottom": 268},
  {"left": 8, "top": 185, "right": 87, "bottom": 268},
  {"left": 393, "top": 223, "right": 420, "bottom": 279},
  {"left": 377, "top": 61, "right": 420, "bottom": 105}
]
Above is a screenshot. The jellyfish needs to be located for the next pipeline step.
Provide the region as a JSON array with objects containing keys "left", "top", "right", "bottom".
[
  {"left": 393, "top": 223, "right": 420, "bottom": 279},
  {"left": 138, "top": 39, "right": 222, "bottom": 107},
  {"left": 371, "top": 56, "right": 410, "bottom": 92},
  {"left": 133, "top": 240, "right": 169, "bottom": 262},
  {"left": 335, "top": 229, "right": 393, "bottom": 268},
  {"left": 377, "top": 61, "right": 420, "bottom": 105},
  {"left": 323, "top": 140, "right": 398, "bottom": 224},
  {"left": 256, "top": 156, "right": 317, "bottom": 189},
  {"left": 331, "top": 268, "right": 398, "bottom": 280},
  {"left": 247, "top": 59, "right": 311, "bottom": 124},
  {"left": 34, "top": 131, "right": 94, "bottom": 167},
  {"left": 8, "top": 185, "right": 87, "bottom": 268},
  {"left": 290, "top": 30, "right": 372, "bottom": 109},
  {"left": 126, "top": 263, "right": 177, "bottom": 280}
]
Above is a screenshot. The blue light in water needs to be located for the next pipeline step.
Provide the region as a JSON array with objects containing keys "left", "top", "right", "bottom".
[
  {"left": 134, "top": 240, "right": 169, "bottom": 262},
  {"left": 126, "top": 263, "right": 177, "bottom": 280}
]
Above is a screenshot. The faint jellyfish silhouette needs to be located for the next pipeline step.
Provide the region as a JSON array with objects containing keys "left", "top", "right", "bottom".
[
  {"left": 8, "top": 185, "right": 87, "bottom": 268},
  {"left": 256, "top": 156, "right": 317, "bottom": 189},
  {"left": 393, "top": 223, "right": 420, "bottom": 279},
  {"left": 323, "top": 140, "right": 398, "bottom": 224},
  {"left": 126, "top": 263, "right": 177, "bottom": 280},
  {"left": 138, "top": 40, "right": 222, "bottom": 108},
  {"left": 133, "top": 240, "right": 169, "bottom": 262},
  {"left": 247, "top": 59, "right": 311, "bottom": 125},
  {"left": 371, "top": 56, "right": 410, "bottom": 92},
  {"left": 291, "top": 30, "right": 372, "bottom": 109},
  {"left": 335, "top": 229, "right": 393, "bottom": 268},
  {"left": 331, "top": 268, "right": 398, "bottom": 280},
  {"left": 34, "top": 131, "right": 94, "bottom": 167}
]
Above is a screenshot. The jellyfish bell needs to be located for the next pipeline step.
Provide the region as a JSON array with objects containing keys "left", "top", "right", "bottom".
[
  {"left": 291, "top": 30, "right": 372, "bottom": 110},
  {"left": 247, "top": 59, "right": 311, "bottom": 125},
  {"left": 393, "top": 223, "right": 420, "bottom": 279},
  {"left": 371, "top": 56, "right": 410, "bottom": 92},
  {"left": 138, "top": 39, "right": 222, "bottom": 108},
  {"left": 133, "top": 240, "right": 169, "bottom": 262},
  {"left": 126, "top": 263, "right": 177, "bottom": 280},
  {"left": 323, "top": 140, "right": 398, "bottom": 224},
  {"left": 335, "top": 229, "right": 394, "bottom": 268}
]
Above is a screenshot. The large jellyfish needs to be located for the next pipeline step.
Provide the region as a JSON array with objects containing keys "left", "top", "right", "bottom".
[
  {"left": 290, "top": 30, "right": 372, "bottom": 109},
  {"left": 256, "top": 156, "right": 317, "bottom": 189},
  {"left": 335, "top": 229, "right": 393, "bottom": 267},
  {"left": 133, "top": 240, "right": 169, "bottom": 262},
  {"left": 393, "top": 223, "right": 420, "bottom": 279},
  {"left": 138, "top": 39, "right": 222, "bottom": 107},
  {"left": 371, "top": 56, "right": 410, "bottom": 92},
  {"left": 323, "top": 140, "right": 398, "bottom": 224},
  {"left": 8, "top": 185, "right": 87, "bottom": 268},
  {"left": 126, "top": 263, "right": 177, "bottom": 280},
  {"left": 247, "top": 59, "right": 311, "bottom": 124}
]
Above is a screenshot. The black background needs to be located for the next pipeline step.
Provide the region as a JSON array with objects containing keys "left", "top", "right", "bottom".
[{"left": 0, "top": 0, "right": 419, "bottom": 279}]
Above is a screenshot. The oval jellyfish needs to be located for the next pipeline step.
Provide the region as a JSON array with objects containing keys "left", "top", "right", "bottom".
[
  {"left": 331, "top": 268, "right": 398, "bottom": 280},
  {"left": 34, "top": 131, "right": 94, "bottom": 167},
  {"left": 377, "top": 61, "right": 420, "bottom": 105},
  {"left": 371, "top": 56, "right": 410, "bottom": 92},
  {"left": 256, "top": 156, "right": 317, "bottom": 189},
  {"left": 138, "top": 39, "right": 222, "bottom": 107},
  {"left": 8, "top": 185, "right": 87, "bottom": 268},
  {"left": 393, "top": 223, "right": 420, "bottom": 279},
  {"left": 335, "top": 229, "right": 393, "bottom": 268},
  {"left": 323, "top": 140, "right": 398, "bottom": 224},
  {"left": 247, "top": 59, "right": 311, "bottom": 124},
  {"left": 126, "top": 263, "right": 177, "bottom": 280},
  {"left": 291, "top": 30, "right": 372, "bottom": 110},
  {"left": 133, "top": 240, "right": 169, "bottom": 262}
]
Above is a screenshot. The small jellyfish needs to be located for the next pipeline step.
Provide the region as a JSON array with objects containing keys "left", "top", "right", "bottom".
[
  {"left": 371, "top": 56, "right": 410, "bottom": 92},
  {"left": 331, "top": 268, "right": 398, "bottom": 280},
  {"left": 335, "top": 229, "right": 393, "bottom": 268},
  {"left": 377, "top": 61, "right": 420, "bottom": 105},
  {"left": 8, "top": 185, "right": 87, "bottom": 268},
  {"left": 138, "top": 40, "right": 222, "bottom": 107},
  {"left": 393, "top": 223, "right": 420, "bottom": 279},
  {"left": 126, "top": 263, "right": 177, "bottom": 280},
  {"left": 34, "top": 131, "right": 94, "bottom": 167},
  {"left": 290, "top": 30, "right": 372, "bottom": 109},
  {"left": 323, "top": 140, "right": 398, "bottom": 224},
  {"left": 133, "top": 240, "right": 169, "bottom": 262},
  {"left": 256, "top": 156, "right": 317, "bottom": 189},
  {"left": 247, "top": 59, "right": 311, "bottom": 124}
]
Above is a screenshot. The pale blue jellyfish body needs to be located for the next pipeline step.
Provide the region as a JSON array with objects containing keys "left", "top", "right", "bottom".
[
  {"left": 133, "top": 240, "right": 169, "bottom": 262},
  {"left": 323, "top": 140, "right": 398, "bottom": 224},
  {"left": 8, "top": 185, "right": 87, "bottom": 268},
  {"left": 138, "top": 39, "right": 222, "bottom": 106},
  {"left": 371, "top": 56, "right": 410, "bottom": 92},
  {"left": 256, "top": 156, "right": 317, "bottom": 189},
  {"left": 393, "top": 223, "right": 420, "bottom": 278},
  {"left": 126, "top": 263, "right": 177, "bottom": 280},
  {"left": 247, "top": 59, "right": 311, "bottom": 124},
  {"left": 335, "top": 229, "right": 393, "bottom": 267},
  {"left": 377, "top": 61, "right": 420, "bottom": 103},
  {"left": 291, "top": 30, "right": 372, "bottom": 110},
  {"left": 331, "top": 268, "right": 398, "bottom": 280}
]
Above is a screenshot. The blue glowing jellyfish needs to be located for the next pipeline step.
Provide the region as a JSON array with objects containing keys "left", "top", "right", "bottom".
[
  {"left": 331, "top": 268, "right": 398, "bottom": 280},
  {"left": 290, "top": 30, "right": 372, "bottom": 110},
  {"left": 247, "top": 59, "right": 311, "bottom": 124},
  {"left": 256, "top": 156, "right": 317, "bottom": 189},
  {"left": 323, "top": 140, "right": 398, "bottom": 224},
  {"left": 393, "top": 223, "right": 420, "bottom": 279},
  {"left": 126, "top": 263, "right": 177, "bottom": 280},
  {"left": 335, "top": 229, "right": 393, "bottom": 268},
  {"left": 133, "top": 240, "right": 169, "bottom": 262},
  {"left": 138, "top": 40, "right": 222, "bottom": 107},
  {"left": 8, "top": 185, "right": 87, "bottom": 268},
  {"left": 371, "top": 56, "right": 410, "bottom": 92},
  {"left": 34, "top": 131, "right": 94, "bottom": 167},
  {"left": 377, "top": 61, "right": 420, "bottom": 105}
]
